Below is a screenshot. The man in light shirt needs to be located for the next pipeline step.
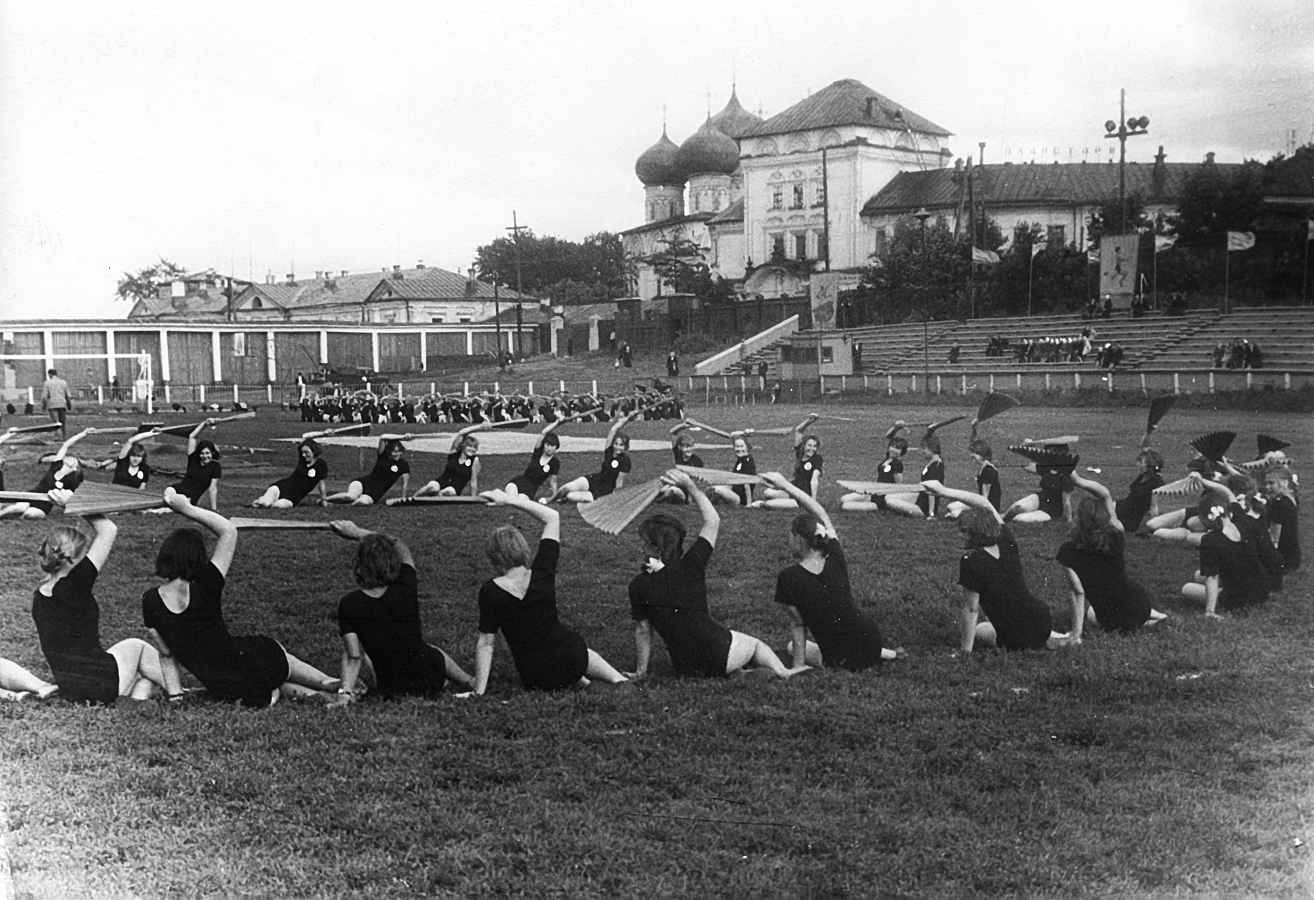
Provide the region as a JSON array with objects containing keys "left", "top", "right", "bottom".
[{"left": 41, "top": 369, "right": 70, "bottom": 436}]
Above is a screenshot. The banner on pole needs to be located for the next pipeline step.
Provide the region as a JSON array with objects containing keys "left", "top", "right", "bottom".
[
  {"left": 1154, "top": 234, "right": 1178, "bottom": 253},
  {"left": 809, "top": 272, "right": 860, "bottom": 329},
  {"left": 1227, "top": 231, "right": 1255, "bottom": 252},
  {"left": 1031, "top": 242, "right": 1046, "bottom": 259},
  {"left": 972, "top": 247, "right": 1000, "bottom": 265},
  {"left": 1098, "top": 233, "right": 1139, "bottom": 307}
]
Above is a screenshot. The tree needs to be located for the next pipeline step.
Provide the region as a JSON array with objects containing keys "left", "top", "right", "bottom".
[
  {"left": 473, "top": 229, "right": 628, "bottom": 302},
  {"left": 1086, "top": 193, "right": 1150, "bottom": 246},
  {"left": 643, "top": 232, "right": 712, "bottom": 297},
  {"left": 1171, "top": 159, "right": 1265, "bottom": 237},
  {"left": 115, "top": 258, "right": 187, "bottom": 304}
]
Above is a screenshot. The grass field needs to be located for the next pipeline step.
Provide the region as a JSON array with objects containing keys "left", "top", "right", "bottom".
[{"left": 1, "top": 402, "right": 1311, "bottom": 899}]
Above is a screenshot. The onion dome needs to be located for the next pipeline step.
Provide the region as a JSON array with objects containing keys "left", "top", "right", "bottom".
[
  {"left": 636, "top": 128, "right": 685, "bottom": 186},
  {"left": 709, "top": 88, "right": 764, "bottom": 139},
  {"left": 677, "top": 117, "right": 740, "bottom": 176}
]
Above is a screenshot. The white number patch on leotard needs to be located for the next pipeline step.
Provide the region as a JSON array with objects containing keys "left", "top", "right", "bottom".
[
  {"left": 804, "top": 462, "right": 813, "bottom": 471},
  {"left": 611, "top": 460, "right": 619, "bottom": 469},
  {"left": 390, "top": 465, "right": 399, "bottom": 473},
  {"left": 307, "top": 468, "right": 316, "bottom": 478}
]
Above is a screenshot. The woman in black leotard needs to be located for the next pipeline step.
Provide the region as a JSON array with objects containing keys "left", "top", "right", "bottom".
[
  {"left": 31, "top": 512, "right": 165, "bottom": 703},
  {"left": 329, "top": 522, "right": 473, "bottom": 699},
  {"left": 165, "top": 419, "right": 221, "bottom": 509},
  {"left": 0, "top": 428, "right": 95, "bottom": 520},
  {"left": 468, "top": 490, "right": 628, "bottom": 694},
  {"left": 1058, "top": 471, "right": 1166, "bottom": 638},
  {"left": 504, "top": 421, "right": 563, "bottom": 502},
  {"left": 763, "top": 472, "right": 901, "bottom": 671},
  {"left": 550, "top": 410, "right": 639, "bottom": 503},
  {"left": 756, "top": 414, "right": 821, "bottom": 509},
  {"left": 414, "top": 422, "right": 491, "bottom": 498},
  {"left": 630, "top": 469, "right": 808, "bottom": 679},
  {"left": 110, "top": 428, "right": 158, "bottom": 490},
  {"left": 251, "top": 439, "right": 329, "bottom": 508},
  {"left": 143, "top": 493, "right": 342, "bottom": 707},
  {"left": 1180, "top": 479, "right": 1271, "bottom": 617},
  {"left": 922, "top": 480, "right": 1071, "bottom": 653},
  {"left": 325, "top": 434, "right": 414, "bottom": 505}
]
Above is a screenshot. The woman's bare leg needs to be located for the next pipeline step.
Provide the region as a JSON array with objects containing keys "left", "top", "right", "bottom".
[
  {"left": 1003, "top": 494, "right": 1040, "bottom": 521},
  {"left": 326, "top": 482, "right": 365, "bottom": 504},
  {"left": 726, "top": 631, "right": 806, "bottom": 677},
  {"left": 437, "top": 647, "right": 475, "bottom": 689},
  {"left": 974, "top": 622, "right": 998, "bottom": 648},
  {"left": 584, "top": 649, "right": 629, "bottom": 684},
  {"left": 251, "top": 487, "right": 280, "bottom": 508},
  {"left": 108, "top": 638, "right": 164, "bottom": 698},
  {"left": 284, "top": 651, "right": 341, "bottom": 691},
  {"left": 0, "top": 658, "right": 57, "bottom": 698},
  {"left": 785, "top": 639, "right": 824, "bottom": 667},
  {"left": 1010, "top": 510, "right": 1053, "bottom": 524},
  {"left": 883, "top": 496, "right": 924, "bottom": 518}
]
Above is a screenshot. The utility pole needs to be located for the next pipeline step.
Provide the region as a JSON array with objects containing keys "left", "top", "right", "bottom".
[
  {"left": 507, "top": 211, "right": 529, "bottom": 360},
  {"left": 1104, "top": 90, "right": 1149, "bottom": 234},
  {"left": 967, "top": 158, "right": 976, "bottom": 321},
  {"left": 821, "top": 148, "right": 831, "bottom": 272}
]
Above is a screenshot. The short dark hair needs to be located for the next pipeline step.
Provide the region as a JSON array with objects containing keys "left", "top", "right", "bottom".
[
  {"left": 637, "top": 513, "right": 686, "bottom": 564},
  {"left": 47, "top": 369, "right": 57, "bottom": 377},
  {"left": 789, "top": 513, "right": 832, "bottom": 555},
  {"left": 887, "top": 436, "right": 909, "bottom": 455},
  {"left": 353, "top": 533, "right": 402, "bottom": 588},
  {"left": 924, "top": 436, "right": 942, "bottom": 456},
  {"left": 968, "top": 439, "right": 992, "bottom": 461},
  {"left": 958, "top": 508, "right": 1000, "bottom": 549},
  {"left": 155, "top": 528, "right": 209, "bottom": 581},
  {"left": 542, "top": 432, "right": 560, "bottom": 449}
]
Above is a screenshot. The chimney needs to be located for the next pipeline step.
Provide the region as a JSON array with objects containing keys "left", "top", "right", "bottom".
[
  {"left": 1151, "top": 145, "right": 1166, "bottom": 199},
  {"left": 1205, "top": 151, "right": 1215, "bottom": 165},
  {"left": 266, "top": 271, "right": 274, "bottom": 285},
  {"left": 865, "top": 97, "right": 877, "bottom": 118},
  {"left": 341, "top": 270, "right": 348, "bottom": 277},
  {"left": 286, "top": 273, "right": 296, "bottom": 285},
  {"left": 417, "top": 260, "right": 425, "bottom": 269}
]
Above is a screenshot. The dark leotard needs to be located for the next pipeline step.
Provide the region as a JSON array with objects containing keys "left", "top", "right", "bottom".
[
  {"left": 437, "top": 451, "right": 476, "bottom": 494},
  {"left": 1267, "top": 495, "right": 1300, "bottom": 571},
  {"left": 1056, "top": 529, "right": 1153, "bottom": 633},
  {"left": 112, "top": 457, "right": 152, "bottom": 489},
  {"left": 358, "top": 452, "right": 410, "bottom": 502},
  {"left": 169, "top": 450, "right": 221, "bottom": 504},
  {"left": 586, "top": 445, "right": 631, "bottom": 498},
  {"left": 509, "top": 445, "right": 560, "bottom": 497},
  {"left": 977, "top": 463, "right": 1002, "bottom": 512},
  {"left": 338, "top": 564, "right": 447, "bottom": 698},
  {"left": 29, "top": 463, "right": 85, "bottom": 514},
  {"left": 629, "top": 537, "right": 732, "bottom": 678},
  {"left": 477, "top": 539, "right": 588, "bottom": 691},
  {"left": 1198, "top": 528, "right": 1270, "bottom": 611},
  {"left": 791, "top": 448, "right": 823, "bottom": 496},
  {"left": 32, "top": 558, "right": 118, "bottom": 703},
  {"left": 271, "top": 456, "right": 327, "bottom": 506},
  {"left": 774, "top": 542, "right": 884, "bottom": 671},
  {"left": 917, "top": 459, "right": 945, "bottom": 516},
  {"left": 957, "top": 526, "right": 1053, "bottom": 650},
  {"left": 1114, "top": 470, "right": 1164, "bottom": 532},
  {"left": 142, "top": 562, "right": 289, "bottom": 707},
  {"left": 732, "top": 454, "right": 757, "bottom": 506}
]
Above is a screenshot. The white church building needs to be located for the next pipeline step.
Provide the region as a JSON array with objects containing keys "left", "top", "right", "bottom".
[{"left": 621, "top": 78, "right": 953, "bottom": 300}]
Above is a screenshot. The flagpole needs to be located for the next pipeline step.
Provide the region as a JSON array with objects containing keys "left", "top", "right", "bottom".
[
  {"left": 1224, "top": 239, "right": 1230, "bottom": 315},
  {"left": 1027, "top": 252, "right": 1033, "bottom": 317},
  {"left": 1153, "top": 243, "right": 1158, "bottom": 312},
  {"left": 1303, "top": 223, "right": 1310, "bottom": 306}
]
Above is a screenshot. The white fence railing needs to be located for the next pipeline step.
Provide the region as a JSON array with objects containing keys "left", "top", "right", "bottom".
[{"left": 693, "top": 315, "right": 800, "bottom": 377}]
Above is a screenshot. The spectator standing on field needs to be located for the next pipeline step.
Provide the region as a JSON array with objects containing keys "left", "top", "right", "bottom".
[
  {"left": 42, "top": 369, "right": 70, "bottom": 436},
  {"left": 758, "top": 360, "right": 769, "bottom": 391}
]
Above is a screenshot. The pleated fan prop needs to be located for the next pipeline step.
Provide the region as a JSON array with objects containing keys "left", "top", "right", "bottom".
[
  {"left": 1151, "top": 476, "right": 1204, "bottom": 510},
  {"left": 577, "top": 477, "right": 664, "bottom": 536},
  {"left": 1146, "top": 395, "right": 1176, "bottom": 434},
  {"left": 0, "top": 482, "right": 166, "bottom": 515},
  {"left": 682, "top": 417, "right": 734, "bottom": 440},
  {"left": 1235, "top": 455, "right": 1292, "bottom": 477},
  {"left": 153, "top": 411, "right": 257, "bottom": 437},
  {"left": 922, "top": 415, "right": 968, "bottom": 445},
  {"left": 975, "top": 392, "right": 1020, "bottom": 426},
  {"left": 676, "top": 465, "right": 763, "bottom": 486},
  {"left": 301, "top": 422, "right": 372, "bottom": 440},
  {"left": 384, "top": 495, "right": 493, "bottom": 507},
  {"left": 1189, "top": 431, "right": 1236, "bottom": 462},
  {"left": 1256, "top": 434, "right": 1290, "bottom": 456},
  {"left": 485, "top": 418, "right": 531, "bottom": 430},
  {"left": 835, "top": 480, "right": 925, "bottom": 496},
  {"left": 228, "top": 517, "right": 333, "bottom": 530},
  {"left": 1008, "top": 441, "right": 1080, "bottom": 472},
  {"left": 0, "top": 422, "right": 65, "bottom": 440}
]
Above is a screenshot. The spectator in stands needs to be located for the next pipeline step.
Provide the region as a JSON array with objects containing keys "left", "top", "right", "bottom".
[
  {"left": 852, "top": 342, "right": 863, "bottom": 373},
  {"left": 1212, "top": 343, "right": 1227, "bottom": 368},
  {"left": 666, "top": 349, "right": 679, "bottom": 378},
  {"left": 1101, "top": 297, "right": 1114, "bottom": 319},
  {"left": 1166, "top": 293, "right": 1188, "bottom": 316},
  {"left": 1248, "top": 342, "right": 1263, "bottom": 369},
  {"left": 1083, "top": 299, "right": 1099, "bottom": 320},
  {"left": 1131, "top": 295, "right": 1145, "bottom": 318},
  {"left": 948, "top": 342, "right": 961, "bottom": 364}
]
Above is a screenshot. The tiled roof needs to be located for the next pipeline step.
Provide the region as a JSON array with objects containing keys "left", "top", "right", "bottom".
[
  {"left": 747, "top": 78, "right": 950, "bottom": 139},
  {"left": 860, "top": 161, "right": 1244, "bottom": 217},
  {"left": 619, "top": 212, "right": 714, "bottom": 236},
  {"left": 369, "top": 268, "right": 534, "bottom": 302},
  {"left": 708, "top": 197, "right": 744, "bottom": 225}
]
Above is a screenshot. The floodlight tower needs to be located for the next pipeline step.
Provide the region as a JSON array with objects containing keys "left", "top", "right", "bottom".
[{"left": 1103, "top": 89, "right": 1149, "bottom": 234}]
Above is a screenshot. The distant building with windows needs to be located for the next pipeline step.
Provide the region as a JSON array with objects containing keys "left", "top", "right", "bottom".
[
  {"left": 621, "top": 78, "right": 953, "bottom": 300},
  {"left": 860, "top": 149, "right": 1242, "bottom": 251},
  {"left": 127, "top": 263, "right": 536, "bottom": 325}
]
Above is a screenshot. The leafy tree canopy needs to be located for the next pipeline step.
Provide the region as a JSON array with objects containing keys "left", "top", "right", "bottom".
[
  {"left": 1171, "top": 159, "right": 1265, "bottom": 238},
  {"left": 115, "top": 258, "right": 187, "bottom": 303},
  {"left": 474, "top": 230, "right": 629, "bottom": 302}
]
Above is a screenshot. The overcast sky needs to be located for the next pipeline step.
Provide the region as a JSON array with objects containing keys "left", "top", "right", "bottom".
[{"left": 1, "top": 0, "right": 1310, "bottom": 321}]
